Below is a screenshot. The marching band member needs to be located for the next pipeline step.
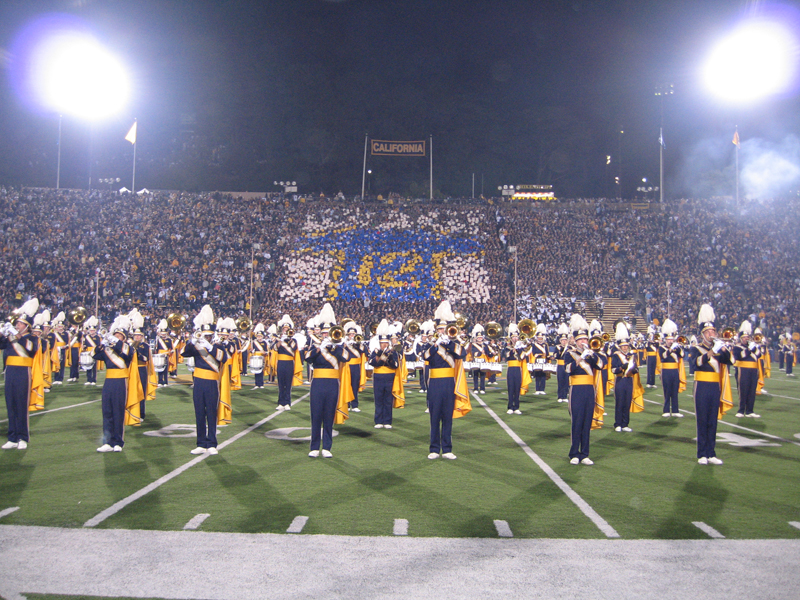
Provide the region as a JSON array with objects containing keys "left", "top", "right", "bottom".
[
  {"left": 344, "top": 322, "right": 366, "bottom": 412},
  {"left": 611, "top": 322, "right": 643, "bottom": 432},
  {"left": 31, "top": 312, "right": 52, "bottom": 394},
  {"left": 250, "top": 323, "right": 268, "bottom": 389},
  {"left": 265, "top": 323, "right": 278, "bottom": 384},
  {"left": 658, "top": 319, "right": 686, "bottom": 418},
  {"left": 239, "top": 328, "right": 250, "bottom": 378},
  {"left": 129, "top": 309, "right": 156, "bottom": 420},
  {"left": 305, "top": 303, "right": 346, "bottom": 458},
  {"left": 155, "top": 320, "right": 173, "bottom": 387},
  {"left": 467, "top": 324, "right": 494, "bottom": 394},
  {"left": 276, "top": 314, "right": 299, "bottom": 410},
  {"left": 687, "top": 335, "right": 698, "bottom": 375},
  {"left": 755, "top": 327, "right": 770, "bottom": 394},
  {"left": 422, "top": 301, "right": 470, "bottom": 459},
  {"left": 784, "top": 334, "right": 795, "bottom": 376},
  {"left": 52, "top": 312, "right": 69, "bottom": 385},
  {"left": 530, "top": 323, "right": 550, "bottom": 395},
  {"left": 82, "top": 317, "right": 101, "bottom": 386},
  {"left": 41, "top": 311, "right": 56, "bottom": 392},
  {"left": 95, "top": 315, "right": 137, "bottom": 453},
  {"left": 733, "top": 321, "right": 761, "bottom": 418},
  {"left": 565, "top": 314, "right": 605, "bottom": 465},
  {"left": 182, "top": 305, "right": 229, "bottom": 455},
  {"left": 778, "top": 334, "right": 785, "bottom": 371},
  {"left": 645, "top": 325, "right": 659, "bottom": 388},
  {"left": 1, "top": 298, "right": 42, "bottom": 449},
  {"left": 417, "top": 321, "right": 434, "bottom": 395},
  {"left": 68, "top": 323, "right": 82, "bottom": 382},
  {"left": 369, "top": 320, "right": 401, "bottom": 429},
  {"left": 501, "top": 323, "right": 531, "bottom": 414},
  {"left": 690, "top": 304, "right": 733, "bottom": 465},
  {"left": 589, "top": 320, "right": 612, "bottom": 397},
  {"left": 554, "top": 323, "right": 571, "bottom": 403}
]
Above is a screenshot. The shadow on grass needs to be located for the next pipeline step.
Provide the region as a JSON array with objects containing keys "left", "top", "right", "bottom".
[{"left": 654, "top": 467, "right": 729, "bottom": 538}]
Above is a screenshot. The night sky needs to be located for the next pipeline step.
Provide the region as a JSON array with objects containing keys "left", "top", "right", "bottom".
[{"left": 1, "top": 0, "right": 798, "bottom": 198}]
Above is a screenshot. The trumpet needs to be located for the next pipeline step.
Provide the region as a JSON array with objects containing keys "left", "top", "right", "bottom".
[
  {"left": 446, "top": 323, "right": 460, "bottom": 338},
  {"left": 354, "top": 334, "right": 363, "bottom": 343},
  {"left": 589, "top": 336, "right": 604, "bottom": 351},
  {"left": 601, "top": 332, "right": 610, "bottom": 343},
  {"left": 720, "top": 327, "right": 736, "bottom": 342}
]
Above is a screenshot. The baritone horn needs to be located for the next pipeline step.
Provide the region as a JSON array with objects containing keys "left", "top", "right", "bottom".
[
  {"left": 486, "top": 321, "right": 502, "bottom": 340},
  {"left": 67, "top": 306, "right": 88, "bottom": 326},
  {"left": 405, "top": 319, "right": 420, "bottom": 335},
  {"left": 518, "top": 318, "right": 535, "bottom": 337},
  {"left": 166, "top": 312, "right": 186, "bottom": 333},
  {"left": 236, "top": 316, "right": 252, "bottom": 332}
]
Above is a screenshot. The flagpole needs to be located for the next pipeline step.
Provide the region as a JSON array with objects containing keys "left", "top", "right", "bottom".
[
  {"left": 56, "top": 114, "right": 62, "bottom": 189},
  {"left": 429, "top": 135, "right": 433, "bottom": 201},
  {"left": 659, "top": 127, "right": 664, "bottom": 203},
  {"left": 95, "top": 269, "right": 100, "bottom": 324},
  {"left": 131, "top": 118, "right": 137, "bottom": 193},
  {"left": 361, "top": 134, "right": 368, "bottom": 199},
  {"left": 735, "top": 126, "right": 739, "bottom": 206}
]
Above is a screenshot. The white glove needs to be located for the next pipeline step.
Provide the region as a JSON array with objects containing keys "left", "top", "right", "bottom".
[
  {"left": 712, "top": 340, "right": 725, "bottom": 354},
  {"left": 581, "top": 349, "right": 593, "bottom": 359},
  {"left": 2, "top": 322, "right": 15, "bottom": 337},
  {"left": 104, "top": 333, "right": 118, "bottom": 346},
  {"left": 748, "top": 342, "right": 757, "bottom": 351},
  {"left": 671, "top": 342, "right": 680, "bottom": 350},
  {"left": 515, "top": 341, "right": 525, "bottom": 350},
  {"left": 199, "top": 338, "right": 213, "bottom": 352},
  {"left": 436, "top": 335, "right": 447, "bottom": 346},
  {"left": 321, "top": 339, "right": 333, "bottom": 349}
]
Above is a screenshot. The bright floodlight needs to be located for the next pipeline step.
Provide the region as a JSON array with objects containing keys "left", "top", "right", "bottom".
[
  {"left": 703, "top": 19, "right": 798, "bottom": 103},
  {"left": 29, "top": 31, "right": 129, "bottom": 120}
]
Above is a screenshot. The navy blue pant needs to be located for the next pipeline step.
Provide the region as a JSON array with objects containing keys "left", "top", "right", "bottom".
[
  {"left": 556, "top": 365, "right": 569, "bottom": 399},
  {"left": 54, "top": 349, "right": 66, "bottom": 382},
  {"left": 427, "top": 377, "right": 455, "bottom": 454},
  {"left": 614, "top": 377, "right": 632, "bottom": 428},
  {"left": 254, "top": 369, "right": 264, "bottom": 387},
  {"left": 349, "top": 363, "right": 360, "bottom": 408},
  {"left": 70, "top": 348, "right": 80, "bottom": 380},
  {"left": 662, "top": 369, "right": 680, "bottom": 413},
  {"left": 157, "top": 362, "right": 169, "bottom": 385},
  {"left": 569, "top": 385, "right": 594, "bottom": 460},
  {"left": 86, "top": 363, "right": 97, "bottom": 384},
  {"left": 4, "top": 365, "right": 31, "bottom": 443},
  {"left": 737, "top": 368, "right": 759, "bottom": 414},
  {"left": 138, "top": 366, "right": 148, "bottom": 418},
  {"left": 101, "top": 378, "right": 127, "bottom": 448},
  {"left": 309, "top": 378, "right": 339, "bottom": 451},
  {"left": 472, "top": 370, "right": 486, "bottom": 392},
  {"left": 277, "top": 360, "right": 294, "bottom": 407},
  {"left": 786, "top": 355, "right": 793, "bottom": 375},
  {"left": 373, "top": 373, "right": 394, "bottom": 425},
  {"left": 534, "top": 372, "right": 546, "bottom": 392},
  {"left": 694, "top": 381, "right": 720, "bottom": 459},
  {"left": 506, "top": 366, "right": 521, "bottom": 410},
  {"left": 241, "top": 350, "right": 248, "bottom": 375},
  {"left": 646, "top": 356, "right": 657, "bottom": 385},
  {"left": 779, "top": 353, "right": 784, "bottom": 369},
  {"left": 192, "top": 377, "right": 219, "bottom": 448},
  {"left": 420, "top": 366, "right": 428, "bottom": 392}
]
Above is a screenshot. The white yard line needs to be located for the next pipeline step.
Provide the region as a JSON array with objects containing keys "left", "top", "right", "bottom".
[
  {"left": 84, "top": 392, "right": 310, "bottom": 528},
  {"left": 643, "top": 396, "right": 800, "bottom": 447},
  {"left": 286, "top": 516, "right": 308, "bottom": 533},
  {"left": 0, "top": 507, "right": 20, "bottom": 519},
  {"left": 393, "top": 519, "right": 409, "bottom": 536},
  {"left": 473, "top": 393, "right": 620, "bottom": 538},
  {"left": 692, "top": 521, "right": 725, "bottom": 539},
  {"left": 0, "top": 399, "right": 101, "bottom": 424},
  {"left": 183, "top": 514, "right": 210, "bottom": 530},
  {"left": 493, "top": 519, "right": 513, "bottom": 538}
]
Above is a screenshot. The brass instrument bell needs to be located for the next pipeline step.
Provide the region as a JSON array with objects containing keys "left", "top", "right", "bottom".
[
  {"left": 166, "top": 312, "right": 186, "bottom": 333},
  {"left": 518, "top": 318, "right": 535, "bottom": 337},
  {"left": 486, "top": 321, "right": 502, "bottom": 340},
  {"left": 405, "top": 319, "right": 420, "bottom": 335},
  {"left": 329, "top": 325, "right": 344, "bottom": 342},
  {"left": 235, "top": 316, "right": 252, "bottom": 332},
  {"left": 67, "top": 306, "right": 88, "bottom": 326}
]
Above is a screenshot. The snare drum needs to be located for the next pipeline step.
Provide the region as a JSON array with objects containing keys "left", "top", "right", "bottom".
[
  {"left": 249, "top": 354, "right": 265, "bottom": 374},
  {"left": 543, "top": 363, "right": 557, "bottom": 373},
  {"left": 79, "top": 351, "right": 95, "bottom": 371},
  {"left": 152, "top": 353, "right": 168, "bottom": 372}
]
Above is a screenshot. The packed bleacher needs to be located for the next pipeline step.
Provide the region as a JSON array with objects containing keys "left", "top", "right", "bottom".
[{"left": 2, "top": 185, "right": 799, "bottom": 342}]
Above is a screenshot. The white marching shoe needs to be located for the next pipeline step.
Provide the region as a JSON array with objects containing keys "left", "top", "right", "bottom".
[
  {"left": 113, "top": 445, "right": 122, "bottom": 452},
  {"left": 190, "top": 447, "right": 207, "bottom": 455},
  {"left": 428, "top": 452, "right": 439, "bottom": 459},
  {"left": 308, "top": 450, "right": 320, "bottom": 458},
  {"left": 707, "top": 457, "right": 723, "bottom": 465},
  {"left": 569, "top": 457, "right": 580, "bottom": 465},
  {"left": 321, "top": 449, "right": 333, "bottom": 458},
  {"left": 697, "top": 457, "right": 708, "bottom": 465},
  {"left": 580, "top": 458, "right": 594, "bottom": 465},
  {"left": 97, "top": 444, "right": 114, "bottom": 453},
  {"left": 17, "top": 441, "right": 27, "bottom": 449},
  {"left": 442, "top": 452, "right": 457, "bottom": 460},
  {"left": 2, "top": 441, "right": 19, "bottom": 449},
  {"left": 207, "top": 447, "right": 218, "bottom": 455}
]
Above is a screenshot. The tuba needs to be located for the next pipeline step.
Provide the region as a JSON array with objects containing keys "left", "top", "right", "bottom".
[
  {"left": 405, "top": 319, "right": 420, "bottom": 335},
  {"left": 166, "top": 312, "right": 186, "bottom": 333},
  {"left": 454, "top": 313, "right": 467, "bottom": 331},
  {"left": 67, "top": 306, "right": 88, "bottom": 326},
  {"left": 518, "top": 318, "right": 535, "bottom": 338}
]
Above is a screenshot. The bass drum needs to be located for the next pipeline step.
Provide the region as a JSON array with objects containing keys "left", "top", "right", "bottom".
[
  {"left": 249, "top": 354, "right": 265, "bottom": 374},
  {"left": 79, "top": 351, "right": 95, "bottom": 371},
  {"left": 152, "top": 353, "right": 168, "bottom": 373}
]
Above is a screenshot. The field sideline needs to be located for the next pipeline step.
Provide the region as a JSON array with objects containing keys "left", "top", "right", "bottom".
[{"left": 1, "top": 365, "right": 800, "bottom": 598}]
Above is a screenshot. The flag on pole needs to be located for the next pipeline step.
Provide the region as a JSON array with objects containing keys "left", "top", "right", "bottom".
[
  {"left": 125, "top": 121, "right": 137, "bottom": 145},
  {"left": 659, "top": 128, "right": 665, "bottom": 149},
  {"left": 732, "top": 130, "right": 740, "bottom": 147}
]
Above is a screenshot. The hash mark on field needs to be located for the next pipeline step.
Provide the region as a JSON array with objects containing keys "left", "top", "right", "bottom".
[
  {"left": 0, "top": 507, "right": 20, "bottom": 519},
  {"left": 84, "top": 392, "right": 310, "bottom": 528},
  {"left": 287, "top": 516, "right": 308, "bottom": 533},
  {"left": 472, "top": 393, "right": 620, "bottom": 538},
  {"left": 393, "top": 519, "right": 408, "bottom": 536},
  {"left": 789, "top": 521, "right": 800, "bottom": 531},
  {"left": 693, "top": 521, "right": 725, "bottom": 539},
  {"left": 493, "top": 519, "right": 513, "bottom": 538},
  {"left": 183, "top": 513, "right": 210, "bottom": 530}
]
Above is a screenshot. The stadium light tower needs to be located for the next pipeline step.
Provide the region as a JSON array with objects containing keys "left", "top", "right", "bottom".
[{"left": 702, "top": 18, "right": 798, "bottom": 104}]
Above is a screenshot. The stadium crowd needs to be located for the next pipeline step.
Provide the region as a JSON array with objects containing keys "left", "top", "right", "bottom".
[{"left": 1, "top": 185, "right": 798, "bottom": 341}]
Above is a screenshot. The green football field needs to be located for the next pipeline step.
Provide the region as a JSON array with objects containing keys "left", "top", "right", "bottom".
[{"left": 1, "top": 365, "right": 799, "bottom": 540}]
